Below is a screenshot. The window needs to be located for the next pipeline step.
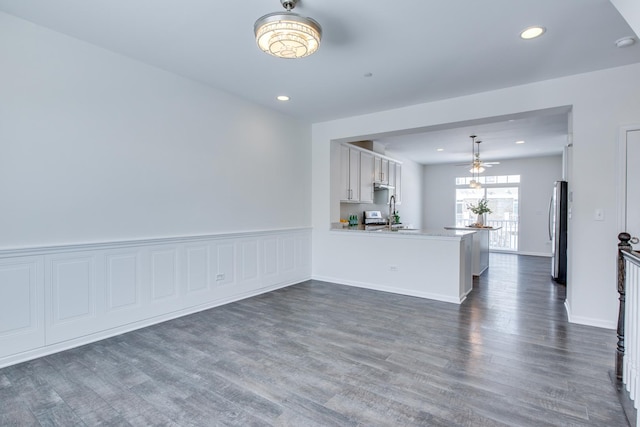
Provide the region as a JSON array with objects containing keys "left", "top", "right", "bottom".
[{"left": 456, "top": 176, "right": 520, "bottom": 251}]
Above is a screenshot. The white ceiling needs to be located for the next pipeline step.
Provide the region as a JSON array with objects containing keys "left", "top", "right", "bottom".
[
  {"left": 376, "top": 107, "right": 571, "bottom": 165},
  {"left": 1, "top": 0, "right": 638, "bottom": 164}
]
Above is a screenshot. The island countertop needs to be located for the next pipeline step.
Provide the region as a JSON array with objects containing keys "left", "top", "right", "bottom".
[
  {"left": 443, "top": 225, "right": 502, "bottom": 231},
  {"left": 331, "top": 224, "right": 475, "bottom": 240},
  {"left": 444, "top": 226, "right": 499, "bottom": 276}
]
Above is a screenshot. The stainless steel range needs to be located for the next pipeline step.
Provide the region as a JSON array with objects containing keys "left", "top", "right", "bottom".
[{"left": 363, "top": 210, "right": 387, "bottom": 230}]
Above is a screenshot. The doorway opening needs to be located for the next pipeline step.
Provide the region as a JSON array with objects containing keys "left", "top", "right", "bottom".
[{"left": 455, "top": 175, "right": 520, "bottom": 251}]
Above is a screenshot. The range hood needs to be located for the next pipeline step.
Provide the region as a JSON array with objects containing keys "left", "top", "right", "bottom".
[{"left": 374, "top": 182, "right": 395, "bottom": 190}]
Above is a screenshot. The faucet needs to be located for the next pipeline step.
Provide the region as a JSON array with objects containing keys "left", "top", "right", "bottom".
[{"left": 388, "top": 194, "right": 396, "bottom": 229}]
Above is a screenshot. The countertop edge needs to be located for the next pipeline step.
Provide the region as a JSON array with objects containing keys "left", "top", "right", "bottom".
[
  {"left": 444, "top": 226, "right": 502, "bottom": 231},
  {"left": 330, "top": 227, "right": 475, "bottom": 241}
]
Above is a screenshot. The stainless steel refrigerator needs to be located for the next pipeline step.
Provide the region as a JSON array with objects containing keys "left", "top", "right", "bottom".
[{"left": 549, "top": 180, "right": 568, "bottom": 284}]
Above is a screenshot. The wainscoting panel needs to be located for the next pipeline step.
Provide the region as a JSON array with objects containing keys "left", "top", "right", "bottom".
[
  {"left": 281, "top": 236, "right": 296, "bottom": 273},
  {"left": 46, "top": 253, "right": 98, "bottom": 344},
  {"left": 214, "top": 241, "right": 235, "bottom": 287},
  {"left": 150, "top": 247, "right": 179, "bottom": 301},
  {"left": 106, "top": 252, "right": 139, "bottom": 311},
  {"left": 238, "top": 239, "right": 259, "bottom": 284},
  {"left": 0, "top": 228, "right": 311, "bottom": 368},
  {"left": 102, "top": 250, "right": 146, "bottom": 330},
  {"left": 0, "top": 257, "right": 44, "bottom": 358},
  {"left": 180, "top": 244, "right": 211, "bottom": 308},
  {"left": 185, "top": 245, "right": 209, "bottom": 294},
  {"left": 262, "top": 237, "right": 279, "bottom": 279}
]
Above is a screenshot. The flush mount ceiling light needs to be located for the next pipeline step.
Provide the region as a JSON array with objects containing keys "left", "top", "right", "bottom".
[
  {"left": 254, "top": 0, "right": 322, "bottom": 59},
  {"left": 520, "top": 26, "right": 546, "bottom": 40}
]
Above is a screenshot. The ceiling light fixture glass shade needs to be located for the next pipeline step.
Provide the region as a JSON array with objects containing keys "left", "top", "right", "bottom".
[
  {"left": 254, "top": 0, "right": 322, "bottom": 59},
  {"left": 469, "top": 165, "right": 486, "bottom": 174}
]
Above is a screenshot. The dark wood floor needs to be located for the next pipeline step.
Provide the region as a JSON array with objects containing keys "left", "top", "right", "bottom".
[{"left": 0, "top": 253, "right": 628, "bottom": 426}]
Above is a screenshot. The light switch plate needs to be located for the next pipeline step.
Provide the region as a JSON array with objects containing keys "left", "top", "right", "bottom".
[{"left": 594, "top": 208, "right": 604, "bottom": 221}]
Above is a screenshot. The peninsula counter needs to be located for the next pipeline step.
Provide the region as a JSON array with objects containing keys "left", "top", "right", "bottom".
[{"left": 324, "top": 227, "right": 474, "bottom": 304}]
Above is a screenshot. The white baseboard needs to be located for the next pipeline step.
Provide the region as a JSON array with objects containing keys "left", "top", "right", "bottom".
[
  {"left": 312, "top": 275, "right": 463, "bottom": 304},
  {"left": 491, "top": 249, "right": 551, "bottom": 257},
  {"left": 565, "top": 300, "right": 616, "bottom": 330},
  {"left": 516, "top": 251, "right": 552, "bottom": 257}
]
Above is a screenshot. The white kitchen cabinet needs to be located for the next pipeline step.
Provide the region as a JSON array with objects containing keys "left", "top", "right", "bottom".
[
  {"left": 359, "top": 151, "right": 374, "bottom": 203},
  {"left": 394, "top": 163, "right": 402, "bottom": 204},
  {"left": 340, "top": 145, "right": 361, "bottom": 202},
  {"left": 341, "top": 145, "right": 401, "bottom": 204},
  {"left": 388, "top": 161, "right": 396, "bottom": 189},
  {"left": 374, "top": 157, "right": 390, "bottom": 184}
]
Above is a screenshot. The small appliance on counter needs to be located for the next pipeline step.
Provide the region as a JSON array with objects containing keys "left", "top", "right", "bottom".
[{"left": 363, "top": 210, "right": 387, "bottom": 230}]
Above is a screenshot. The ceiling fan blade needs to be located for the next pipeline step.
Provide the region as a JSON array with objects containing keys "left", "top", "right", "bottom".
[{"left": 483, "top": 161, "right": 500, "bottom": 165}]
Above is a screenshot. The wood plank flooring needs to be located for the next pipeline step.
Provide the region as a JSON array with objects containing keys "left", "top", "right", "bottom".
[{"left": 0, "top": 253, "right": 628, "bottom": 426}]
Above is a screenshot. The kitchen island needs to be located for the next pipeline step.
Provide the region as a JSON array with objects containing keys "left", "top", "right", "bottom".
[
  {"left": 444, "top": 226, "right": 501, "bottom": 276},
  {"left": 323, "top": 226, "right": 474, "bottom": 304}
]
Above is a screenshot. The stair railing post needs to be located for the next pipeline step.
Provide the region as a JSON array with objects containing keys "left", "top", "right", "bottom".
[{"left": 617, "top": 232, "right": 632, "bottom": 381}]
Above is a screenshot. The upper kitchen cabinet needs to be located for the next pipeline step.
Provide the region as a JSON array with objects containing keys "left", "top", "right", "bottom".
[
  {"left": 340, "top": 144, "right": 401, "bottom": 204},
  {"left": 340, "top": 145, "right": 361, "bottom": 202},
  {"left": 359, "top": 151, "right": 374, "bottom": 203},
  {"left": 340, "top": 145, "right": 358, "bottom": 202},
  {"left": 374, "top": 157, "right": 390, "bottom": 185},
  {"left": 393, "top": 163, "right": 402, "bottom": 204},
  {"left": 388, "top": 161, "right": 396, "bottom": 189},
  {"left": 383, "top": 160, "right": 402, "bottom": 204}
]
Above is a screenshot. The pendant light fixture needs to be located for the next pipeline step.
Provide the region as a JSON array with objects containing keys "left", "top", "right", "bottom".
[
  {"left": 469, "top": 135, "right": 481, "bottom": 189},
  {"left": 254, "top": 0, "right": 322, "bottom": 59}
]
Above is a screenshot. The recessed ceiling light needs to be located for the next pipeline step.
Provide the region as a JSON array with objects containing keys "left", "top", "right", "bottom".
[
  {"left": 436, "top": 148, "right": 444, "bottom": 152},
  {"left": 615, "top": 37, "right": 636, "bottom": 48},
  {"left": 520, "top": 26, "right": 546, "bottom": 40},
  {"left": 276, "top": 95, "right": 290, "bottom": 101},
  {"left": 515, "top": 140, "right": 525, "bottom": 144}
]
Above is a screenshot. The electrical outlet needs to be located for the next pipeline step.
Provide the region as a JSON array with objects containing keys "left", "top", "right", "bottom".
[
  {"left": 216, "top": 273, "right": 225, "bottom": 281},
  {"left": 389, "top": 265, "right": 399, "bottom": 272}
]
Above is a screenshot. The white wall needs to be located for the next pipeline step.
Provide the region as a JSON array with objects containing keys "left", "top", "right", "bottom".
[
  {"left": 423, "top": 155, "right": 563, "bottom": 256},
  {"left": 312, "top": 63, "right": 640, "bottom": 329},
  {"left": 0, "top": 12, "right": 311, "bottom": 249},
  {"left": 385, "top": 150, "right": 424, "bottom": 229},
  {"left": 611, "top": 0, "right": 640, "bottom": 38}
]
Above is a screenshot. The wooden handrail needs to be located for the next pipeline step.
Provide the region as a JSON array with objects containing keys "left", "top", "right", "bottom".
[{"left": 617, "top": 232, "right": 632, "bottom": 381}]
